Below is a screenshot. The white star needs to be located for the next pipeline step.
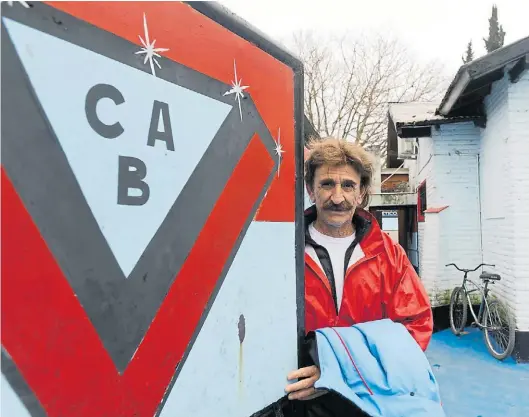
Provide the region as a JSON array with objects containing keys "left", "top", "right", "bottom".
[
  {"left": 135, "top": 13, "right": 169, "bottom": 77},
  {"left": 223, "top": 60, "right": 249, "bottom": 121},
  {"left": 273, "top": 128, "right": 285, "bottom": 177},
  {"left": 5, "top": 1, "right": 30, "bottom": 7}
]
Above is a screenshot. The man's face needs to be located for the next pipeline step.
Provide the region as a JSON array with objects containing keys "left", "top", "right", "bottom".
[{"left": 308, "top": 164, "right": 364, "bottom": 229}]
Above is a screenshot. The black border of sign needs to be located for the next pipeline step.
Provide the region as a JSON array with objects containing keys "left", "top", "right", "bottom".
[{"left": 186, "top": 1, "right": 306, "bottom": 369}]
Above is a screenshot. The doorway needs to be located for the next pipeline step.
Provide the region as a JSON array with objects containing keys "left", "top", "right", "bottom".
[{"left": 369, "top": 205, "right": 419, "bottom": 272}]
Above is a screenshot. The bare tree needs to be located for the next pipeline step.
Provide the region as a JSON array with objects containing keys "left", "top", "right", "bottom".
[{"left": 291, "top": 31, "right": 448, "bottom": 157}]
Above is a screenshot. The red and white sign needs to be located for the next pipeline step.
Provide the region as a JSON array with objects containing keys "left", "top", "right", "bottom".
[{"left": 1, "top": 1, "right": 303, "bottom": 416}]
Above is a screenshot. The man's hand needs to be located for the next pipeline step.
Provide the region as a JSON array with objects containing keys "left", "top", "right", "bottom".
[{"left": 285, "top": 365, "right": 321, "bottom": 400}]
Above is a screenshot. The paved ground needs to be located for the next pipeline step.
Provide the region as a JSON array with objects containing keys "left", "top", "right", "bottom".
[{"left": 426, "top": 328, "right": 529, "bottom": 417}]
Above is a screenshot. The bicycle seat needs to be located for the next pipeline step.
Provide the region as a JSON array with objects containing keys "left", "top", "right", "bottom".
[{"left": 480, "top": 272, "right": 501, "bottom": 281}]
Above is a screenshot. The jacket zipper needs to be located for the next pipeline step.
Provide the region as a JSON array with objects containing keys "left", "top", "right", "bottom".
[
  {"left": 308, "top": 254, "right": 380, "bottom": 320},
  {"left": 335, "top": 255, "right": 378, "bottom": 322},
  {"left": 307, "top": 261, "right": 342, "bottom": 320},
  {"left": 341, "top": 255, "right": 378, "bottom": 319},
  {"left": 353, "top": 254, "right": 387, "bottom": 320}
]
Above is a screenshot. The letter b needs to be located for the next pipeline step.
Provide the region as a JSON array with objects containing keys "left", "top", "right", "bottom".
[{"left": 117, "top": 156, "right": 150, "bottom": 206}]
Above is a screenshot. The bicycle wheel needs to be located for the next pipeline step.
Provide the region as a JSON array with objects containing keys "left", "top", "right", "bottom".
[
  {"left": 449, "top": 286, "right": 467, "bottom": 335},
  {"left": 483, "top": 299, "right": 515, "bottom": 360}
]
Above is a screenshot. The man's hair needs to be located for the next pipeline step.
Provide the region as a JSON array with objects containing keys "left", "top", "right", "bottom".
[{"left": 305, "top": 137, "right": 374, "bottom": 208}]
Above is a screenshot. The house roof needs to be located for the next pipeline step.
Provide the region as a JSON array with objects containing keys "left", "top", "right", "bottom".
[
  {"left": 386, "top": 35, "right": 529, "bottom": 168},
  {"left": 388, "top": 102, "right": 442, "bottom": 126},
  {"left": 388, "top": 102, "right": 481, "bottom": 128},
  {"left": 438, "top": 35, "right": 529, "bottom": 117}
]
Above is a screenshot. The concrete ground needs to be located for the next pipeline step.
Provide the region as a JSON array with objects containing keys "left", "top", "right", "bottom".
[{"left": 426, "top": 328, "right": 529, "bottom": 417}]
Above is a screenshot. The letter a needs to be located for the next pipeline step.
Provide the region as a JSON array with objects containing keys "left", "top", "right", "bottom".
[{"left": 147, "top": 100, "right": 175, "bottom": 151}]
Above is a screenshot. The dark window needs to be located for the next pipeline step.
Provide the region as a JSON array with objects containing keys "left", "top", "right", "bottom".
[{"left": 418, "top": 181, "right": 427, "bottom": 222}]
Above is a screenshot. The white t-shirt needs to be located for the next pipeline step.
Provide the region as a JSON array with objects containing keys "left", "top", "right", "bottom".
[{"left": 308, "top": 224, "right": 355, "bottom": 309}]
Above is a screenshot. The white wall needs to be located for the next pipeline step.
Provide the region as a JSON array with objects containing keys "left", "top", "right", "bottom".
[
  {"left": 414, "top": 136, "right": 437, "bottom": 300},
  {"left": 481, "top": 70, "right": 529, "bottom": 331},
  {"left": 415, "top": 123, "right": 482, "bottom": 305},
  {"left": 402, "top": 69, "right": 529, "bottom": 327},
  {"left": 432, "top": 123, "right": 482, "bottom": 303},
  {"left": 508, "top": 70, "right": 529, "bottom": 331},
  {"left": 420, "top": 211, "right": 442, "bottom": 303},
  {"left": 480, "top": 74, "right": 516, "bottom": 316},
  {"left": 404, "top": 157, "right": 418, "bottom": 191}
]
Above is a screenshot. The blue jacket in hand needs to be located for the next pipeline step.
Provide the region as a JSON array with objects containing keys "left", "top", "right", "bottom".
[{"left": 313, "top": 319, "right": 445, "bottom": 417}]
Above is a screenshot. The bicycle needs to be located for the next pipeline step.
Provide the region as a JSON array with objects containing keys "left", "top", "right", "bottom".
[{"left": 446, "top": 263, "right": 515, "bottom": 360}]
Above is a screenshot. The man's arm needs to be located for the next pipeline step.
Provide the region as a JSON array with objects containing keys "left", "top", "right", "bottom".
[{"left": 386, "top": 243, "right": 433, "bottom": 351}]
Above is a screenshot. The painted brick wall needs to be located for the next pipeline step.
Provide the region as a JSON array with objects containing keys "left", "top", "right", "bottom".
[
  {"left": 432, "top": 123, "right": 482, "bottom": 304},
  {"left": 414, "top": 136, "right": 437, "bottom": 300},
  {"left": 416, "top": 123, "right": 482, "bottom": 306},
  {"left": 481, "top": 70, "right": 529, "bottom": 331},
  {"left": 421, "top": 211, "right": 442, "bottom": 304},
  {"left": 404, "top": 158, "right": 418, "bottom": 191},
  {"left": 405, "top": 70, "right": 528, "bottom": 325},
  {"left": 508, "top": 70, "right": 529, "bottom": 330},
  {"left": 479, "top": 74, "right": 517, "bottom": 323}
]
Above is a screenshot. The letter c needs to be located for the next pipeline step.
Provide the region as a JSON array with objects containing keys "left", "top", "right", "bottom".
[{"left": 85, "top": 83, "right": 125, "bottom": 139}]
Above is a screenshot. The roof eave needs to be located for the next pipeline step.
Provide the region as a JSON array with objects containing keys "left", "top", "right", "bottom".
[
  {"left": 437, "top": 36, "right": 529, "bottom": 117},
  {"left": 438, "top": 69, "right": 471, "bottom": 116},
  {"left": 395, "top": 114, "right": 485, "bottom": 129}
]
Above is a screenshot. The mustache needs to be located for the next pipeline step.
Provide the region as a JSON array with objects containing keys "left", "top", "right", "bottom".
[{"left": 323, "top": 201, "right": 353, "bottom": 211}]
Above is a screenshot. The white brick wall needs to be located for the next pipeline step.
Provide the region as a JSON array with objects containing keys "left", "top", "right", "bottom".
[
  {"left": 421, "top": 211, "right": 442, "bottom": 304},
  {"left": 415, "top": 123, "right": 482, "bottom": 306},
  {"left": 480, "top": 74, "right": 517, "bottom": 322},
  {"left": 417, "top": 69, "right": 529, "bottom": 329},
  {"left": 508, "top": 70, "right": 529, "bottom": 330},
  {"left": 480, "top": 70, "right": 529, "bottom": 330},
  {"left": 433, "top": 123, "right": 482, "bottom": 301},
  {"left": 404, "top": 157, "right": 418, "bottom": 191},
  {"left": 415, "top": 136, "right": 434, "bottom": 289}
]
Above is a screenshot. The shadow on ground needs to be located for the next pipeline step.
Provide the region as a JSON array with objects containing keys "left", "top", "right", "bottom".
[{"left": 427, "top": 328, "right": 529, "bottom": 417}]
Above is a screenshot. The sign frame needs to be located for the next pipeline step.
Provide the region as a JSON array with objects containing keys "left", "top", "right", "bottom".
[
  {"left": 188, "top": 0, "right": 306, "bottom": 365},
  {"left": 1, "top": 1, "right": 305, "bottom": 416}
]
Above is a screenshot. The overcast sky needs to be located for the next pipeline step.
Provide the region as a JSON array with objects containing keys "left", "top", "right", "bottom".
[{"left": 218, "top": 0, "right": 529, "bottom": 76}]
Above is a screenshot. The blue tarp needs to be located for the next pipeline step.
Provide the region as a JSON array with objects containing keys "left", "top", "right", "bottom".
[{"left": 426, "top": 328, "right": 529, "bottom": 417}]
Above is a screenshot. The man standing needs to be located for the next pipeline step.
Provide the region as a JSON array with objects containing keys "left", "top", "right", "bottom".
[{"left": 285, "top": 138, "right": 433, "bottom": 406}]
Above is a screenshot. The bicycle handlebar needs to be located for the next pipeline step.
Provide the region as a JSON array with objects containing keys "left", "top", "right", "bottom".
[{"left": 445, "top": 263, "right": 495, "bottom": 272}]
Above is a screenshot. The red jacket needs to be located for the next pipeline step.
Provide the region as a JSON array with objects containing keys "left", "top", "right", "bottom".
[{"left": 305, "top": 207, "right": 433, "bottom": 351}]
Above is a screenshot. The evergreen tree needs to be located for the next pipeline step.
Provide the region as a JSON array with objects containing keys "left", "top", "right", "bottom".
[
  {"left": 462, "top": 40, "right": 474, "bottom": 63},
  {"left": 484, "top": 5, "right": 506, "bottom": 53}
]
